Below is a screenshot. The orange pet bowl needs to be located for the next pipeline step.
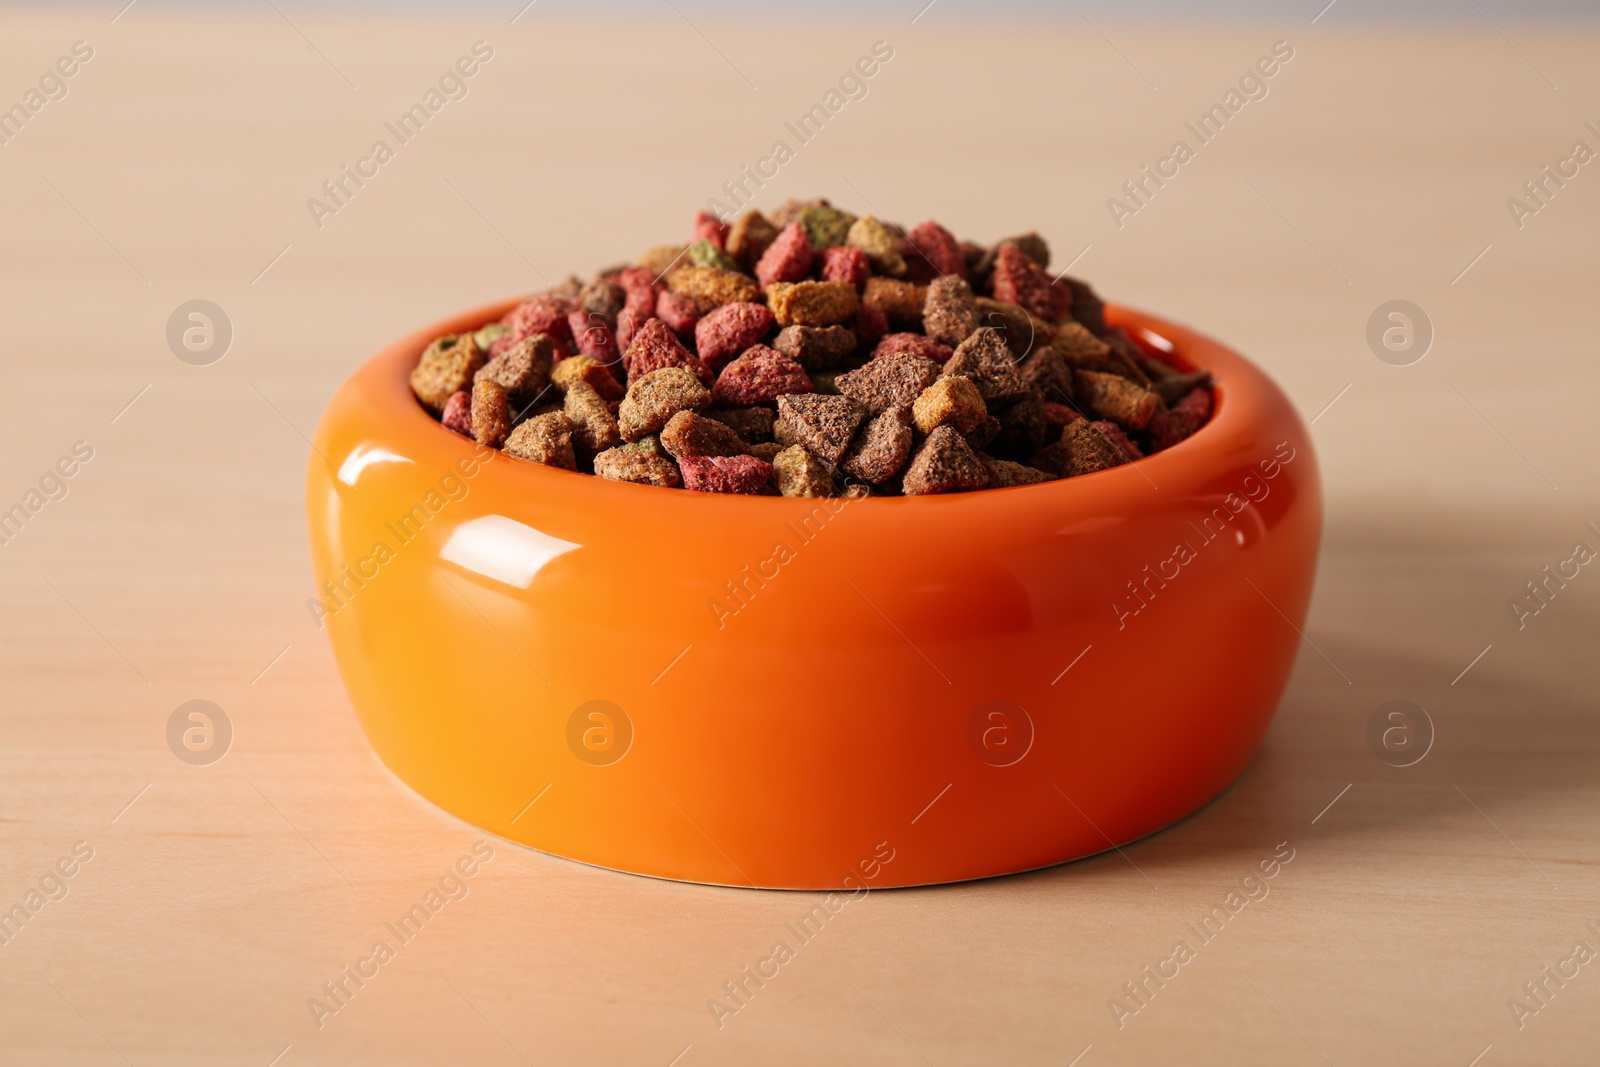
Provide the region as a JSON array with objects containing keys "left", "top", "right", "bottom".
[{"left": 307, "top": 301, "right": 1321, "bottom": 889}]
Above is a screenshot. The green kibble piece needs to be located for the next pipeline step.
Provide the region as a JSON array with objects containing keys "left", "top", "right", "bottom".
[
  {"left": 686, "top": 239, "right": 740, "bottom": 273},
  {"left": 473, "top": 322, "right": 510, "bottom": 352},
  {"left": 799, "top": 205, "right": 857, "bottom": 250}
]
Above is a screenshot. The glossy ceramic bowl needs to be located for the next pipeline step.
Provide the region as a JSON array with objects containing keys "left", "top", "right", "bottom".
[{"left": 307, "top": 300, "right": 1321, "bottom": 889}]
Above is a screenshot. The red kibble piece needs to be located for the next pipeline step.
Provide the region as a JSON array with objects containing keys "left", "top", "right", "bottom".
[
  {"left": 655, "top": 288, "right": 702, "bottom": 336},
  {"left": 1091, "top": 420, "right": 1144, "bottom": 462},
  {"left": 852, "top": 304, "right": 888, "bottom": 349},
  {"left": 618, "top": 266, "right": 656, "bottom": 314},
  {"left": 1043, "top": 401, "right": 1083, "bottom": 428},
  {"left": 821, "top": 245, "right": 870, "bottom": 291},
  {"left": 694, "top": 210, "right": 730, "bottom": 252},
  {"left": 567, "top": 308, "right": 618, "bottom": 364},
  {"left": 615, "top": 311, "right": 644, "bottom": 355},
  {"left": 695, "top": 302, "right": 776, "bottom": 372},
  {"left": 626, "top": 318, "right": 709, "bottom": 384},
  {"left": 754, "top": 221, "right": 813, "bottom": 288},
  {"left": 871, "top": 332, "right": 954, "bottom": 364},
  {"left": 502, "top": 294, "right": 573, "bottom": 345},
  {"left": 615, "top": 266, "right": 657, "bottom": 352},
  {"left": 1148, "top": 406, "right": 1207, "bottom": 451},
  {"left": 679, "top": 454, "right": 772, "bottom": 494},
  {"left": 712, "top": 345, "right": 812, "bottom": 406},
  {"left": 990, "top": 243, "right": 1071, "bottom": 321},
  {"left": 903, "top": 221, "right": 967, "bottom": 284},
  {"left": 1173, "top": 386, "right": 1213, "bottom": 419},
  {"left": 440, "top": 391, "right": 472, "bottom": 436}
]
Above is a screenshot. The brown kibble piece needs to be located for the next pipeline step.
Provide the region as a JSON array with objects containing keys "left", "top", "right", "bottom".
[
  {"left": 772, "top": 445, "right": 836, "bottom": 497},
  {"left": 981, "top": 455, "right": 1055, "bottom": 488},
  {"left": 1059, "top": 275, "right": 1107, "bottom": 334},
  {"left": 410, "top": 333, "right": 485, "bottom": 414},
  {"left": 550, "top": 354, "right": 624, "bottom": 402},
  {"left": 470, "top": 378, "right": 511, "bottom": 448},
  {"left": 668, "top": 266, "right": 761, "bottom": 310},
  {"left": 944, "top": 328, "right": 1029, "bottom": 405},
  {"left": 726, "top": 210, "right": 779, "bottom": 271},
  {"left": 836, "top": 353, "right": 941, "bottom": 416},
  {"left": 575, "top": 278, "right": 624, "bottom": 327},
  {"left": 1017, "top": 345, "right": 1075, "bottom": 404},
  {"left": 921, "top": 275, "right": 979, "bottom": 346},
  {"left": 1050, "top": 319, "right": 1116, "bottom": 371},
  {"left": 705, "top": 405, "right": 775, "bottom": 444},
  {"left": 563, "top": 381, "right": 621, "bottom": 453},
  {"left": 766, "top": 280, "right": 860, "bottom": 328},
  {"left": 902, "top": 425, "right": 990, "bottom": 495},
  {"left": 771, "top": 325, "right": 857, "bottom": 370},
  {"left": 475, "top": 333, "right": 554, "bottom": 407},
  {"left": 748, "top": 441, "right": 784, "bottom": 463},
  {"left": 974, "top": 297, "right": 1053, "bottom": 358},
  {"left": 593, "top": 447, "right": 682, "bottom": 487},
  {"left": 660, "top": 410, "right": 748, "bottom": 459},
  {"left": 808, "top": 369, "right": 846, "bottom": 395},
  {"left": 618, "top": 366, "right": 712, "bottom": 442},
  {"left": 1101, "top": 329, "right": 1155, "bottom": 387},
  {"left": 1032, "top": 419, "right": 1127, "bottom": 478},
  {"left": 861, "top": 277, "right": 927, "bottom": 328},
  {"left": 965, "top": 414, "right": 1001, "bottom": 451},
  {"left": 841, "top": 404, "right": 913, "bottom": 485},
  {"left": 504, "top": 411, "right": 577, "bottom": 470},
  {"left": 775, "top": 394, "right": 867, "bottom": 464},
  {"left": 1076, "top": 369, "right": 1160, "bottom": 430},
  {"left": 990, "top": 396, "right": 1048, "bottom": 458},
  {"left": 772, "top": 412, "right": 798, "bottom": 448},
  {"left": 1154, "top": 369, "right": 1212, "bottom": 406},
  {"left": 636, "top": 244, "right": 686, "bottom": 278},
  {"left": 912, "top": 375, "right": 988, "bottom": 436}
]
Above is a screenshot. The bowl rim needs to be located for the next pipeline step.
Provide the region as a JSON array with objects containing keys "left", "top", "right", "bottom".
[{"left": 350, "top": 297, "right": 1281, "bottom": 506}]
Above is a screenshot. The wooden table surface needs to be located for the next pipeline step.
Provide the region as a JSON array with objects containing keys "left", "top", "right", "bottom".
[{"left": 2, "top": 7, "right": 1597, "bottom": 1065}]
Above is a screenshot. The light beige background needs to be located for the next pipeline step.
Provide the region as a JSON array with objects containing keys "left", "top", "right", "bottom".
[{"left": 1, "top": 5, "right": 1596, "bottom": 1065}]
